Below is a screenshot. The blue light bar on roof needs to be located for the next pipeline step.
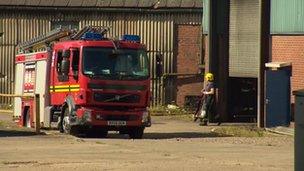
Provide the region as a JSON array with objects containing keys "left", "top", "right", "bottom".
[
  {"left": 81, "top": 32, "right": 103, "bottom": 40},
  {"left": 122, "top": 34, "right": 140, "bottom": 43}
]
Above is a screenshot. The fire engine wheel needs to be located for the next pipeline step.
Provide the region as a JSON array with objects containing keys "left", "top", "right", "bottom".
[
  {"left": 86, "top": 127, "right": 108, "bottom": 138},
  {"left": 25, "top": 109, "right": 31, "bottom": 128},
  {"left": 59, "top": 106, "right": 80, "bottom": 135},
  {"left": 128, "top": 127, "right": 144, "bottom": 139},
  {"left": 62, "top": 115, "right": 71, "bottom": 134},
  {"left": 59, "top": 106, "right": 72, "bottom": 134}
]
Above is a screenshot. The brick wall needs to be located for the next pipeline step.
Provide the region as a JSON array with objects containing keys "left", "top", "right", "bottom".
[
  {"left": 176, "top": 25, "right": 203, "bottom": 106},
  {"left": 271, "top": 36, "right": 304, "bottom": 102}
]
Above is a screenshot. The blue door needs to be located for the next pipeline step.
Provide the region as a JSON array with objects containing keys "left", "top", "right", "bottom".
[{"left": 266, "top": 69, "right": 291, "bottom": 127}]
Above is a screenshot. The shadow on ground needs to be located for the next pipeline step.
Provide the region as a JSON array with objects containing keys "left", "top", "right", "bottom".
[
  {"left": 0, "top": 129, "right": 45, "bottom": 137},
  {"left": 143, "top": 132, "right": 226, "bottom": 139},
  {"left": 94, "top": 131, "right": 227, "bottom": 140}
]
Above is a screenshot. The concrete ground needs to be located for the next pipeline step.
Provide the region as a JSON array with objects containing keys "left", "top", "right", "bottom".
[{"left": 0, "top": 113, "right": 294, "bottom": 171}]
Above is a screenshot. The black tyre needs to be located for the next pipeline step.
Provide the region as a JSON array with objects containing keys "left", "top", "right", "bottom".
[
  {"left": 119, "top": 130, "right": 128, "bottom": 135},
  {"left": 24, "top": 108, "right": 31, "bottom": 128},
  {"left": 86, "top": 128, "right": 108, "bottom": 138},
  {"left": 128, "top": 127, "right": 144, "bottom": 139},
  {"left": 59, "top": 106, "right": 76, "bottom": 134}
]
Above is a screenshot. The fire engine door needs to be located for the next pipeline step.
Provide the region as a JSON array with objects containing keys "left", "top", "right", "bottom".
[
  {"left": 265, "top": 68, "right": 291, "bottom": 127},
  {"left": 70, "top": 48, "right": 80, "bottom": 83},
  {"left": 55, "top": 50, "right": 69, "bottom": 82},
  {"left": 55, "top": 48, "right": 79, "bottom": 84}
]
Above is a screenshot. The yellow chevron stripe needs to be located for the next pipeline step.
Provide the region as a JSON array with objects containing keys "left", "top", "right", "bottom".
[
  {"left": 50, "top": 89, "right": 80, "bottom": 93},
  {"left": 49, "top": 85, "right": 80, "bottom": 88},
  {"left": 69, "top": 85, "right": 80, "bottom": 88},
  {"left": 49, "top": 84, "right": 80, "bottom": 93},
  {"left": 54, "top": 89, "right": 70, "bottom": 92},
  {"left": 54, "top": 85, "right": 70, "bottom": 88}
]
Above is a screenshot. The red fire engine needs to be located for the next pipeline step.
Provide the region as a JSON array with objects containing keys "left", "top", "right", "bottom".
[{"left": 14, "top": 26, "right": 157, "bottom": 139}]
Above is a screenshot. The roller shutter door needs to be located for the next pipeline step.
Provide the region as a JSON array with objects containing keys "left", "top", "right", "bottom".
[{"left": 229, "top": 0, "right": 261, "bottom": 78}]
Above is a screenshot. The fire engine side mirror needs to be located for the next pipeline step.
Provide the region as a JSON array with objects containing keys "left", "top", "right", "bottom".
[
  {"left": 62, "top": 50, "right": 70, "bottom": 58},
  {"left": 156, "top": 53, "right": 163, "bottom": 77},
  {"left": 61, "top": 59, "right": 70, "bottom": 75}
]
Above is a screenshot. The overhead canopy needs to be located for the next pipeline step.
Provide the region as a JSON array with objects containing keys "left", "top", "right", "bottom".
[{"left": 0, "top": 0, "right": 203, "bottom": 9}]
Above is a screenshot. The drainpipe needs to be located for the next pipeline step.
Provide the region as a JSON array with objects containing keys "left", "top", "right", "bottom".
[
  {"left": 208, "top": 0, "right": 214, "bottom": 75},
  {"left": 207, "top": 0, "right": 229, "bottom": 122},
  {"left": 258, "top": 0, "right": 271, "bottom": 128}
]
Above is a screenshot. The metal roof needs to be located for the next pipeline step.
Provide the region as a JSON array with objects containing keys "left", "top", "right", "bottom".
[{"left": 0, "top": 0, "right": 203, "bottom": 8}]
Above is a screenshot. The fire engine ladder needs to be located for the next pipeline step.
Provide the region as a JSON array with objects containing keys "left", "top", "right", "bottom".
[
  {"left": 18, "top": 26, "right": 109, "bottom": 53},
  {"left": 71, "top": 26, "right": 109, "bottom": 40},
  {"left": 18, "top": 27, "right": 75, "bottom": 53}
]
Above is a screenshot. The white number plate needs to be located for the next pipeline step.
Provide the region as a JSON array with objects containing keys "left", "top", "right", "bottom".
[{"left": 107, "top": 121, "right": 127, "bottom": 126}]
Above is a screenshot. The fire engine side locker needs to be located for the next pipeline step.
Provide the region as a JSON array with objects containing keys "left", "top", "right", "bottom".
[
  {"left": 36, "top": 58, "right": 51, "bottom": 127},
  {"left": 14, "top": 52, "right": 51, "bottom": 128},
  {"left": 13, "top": 63, "right": 25, "bottom": 120}
]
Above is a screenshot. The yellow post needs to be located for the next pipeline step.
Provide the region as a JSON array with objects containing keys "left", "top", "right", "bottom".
[{"left": 35, "top": 94, "right": 40, "bottom": 134}]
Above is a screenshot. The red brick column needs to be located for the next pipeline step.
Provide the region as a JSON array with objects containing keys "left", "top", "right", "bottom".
[
  {"left": 176, "top": 25, "right": 204, "bottom": 106},
  {"left": 271, "top": 36, "right": 304, "bottom": 103}
]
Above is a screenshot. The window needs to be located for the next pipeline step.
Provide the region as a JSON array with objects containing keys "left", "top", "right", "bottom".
[
  {"left": 56, "top": 50, "right": 69, "bottom": 82},
  {"left": 56, "top": 51, "right": 63, "bottom": 74},
  {"left": 24, "top": 63, "right": 36, "bottom": 93},
  {"left": 71, "top": 49, "right": 80, "bottom": 77},
  {"left": 82, "top": 47, "right": 149, "bottom": 80}
]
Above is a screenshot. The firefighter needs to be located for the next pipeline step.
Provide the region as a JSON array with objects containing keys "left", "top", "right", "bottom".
[{"left": 194, "top": 72, "right": 215, "bottom": 126}]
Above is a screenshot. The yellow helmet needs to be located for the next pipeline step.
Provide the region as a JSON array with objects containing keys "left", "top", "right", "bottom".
[{"left": 205, "top": 72, "right": 214, "bottom": 81}]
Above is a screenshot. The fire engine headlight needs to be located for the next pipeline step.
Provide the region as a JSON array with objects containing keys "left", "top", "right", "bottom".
[{"left": 83, "top": 110, "right": 92, "bottom": 122}]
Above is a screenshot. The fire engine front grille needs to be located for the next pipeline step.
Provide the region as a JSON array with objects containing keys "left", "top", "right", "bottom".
[
  {"left": 94, "top": 93, "right": 140, "bottom": 103},
  {"left": 103, "top": 115, "right": 139, "bottom": 121}
]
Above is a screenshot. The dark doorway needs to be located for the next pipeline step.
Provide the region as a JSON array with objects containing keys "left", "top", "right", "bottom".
[{"left": 228, "top": 77, "right": 257, "bottom": 122}]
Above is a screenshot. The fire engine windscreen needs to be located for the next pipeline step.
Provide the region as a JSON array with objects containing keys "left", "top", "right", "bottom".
[{"left": 82, "top": 47, "right": 149, "bottom": 80}]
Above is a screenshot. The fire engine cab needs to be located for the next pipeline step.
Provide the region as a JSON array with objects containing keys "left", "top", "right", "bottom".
[{"left": 14, "top": 26, "right": 154, "bottom": 139}]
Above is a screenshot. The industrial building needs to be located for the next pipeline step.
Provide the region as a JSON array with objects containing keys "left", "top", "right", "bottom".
[
  {"left": 0, "top": 0, "right": 204, "bottom": 106},
  {"left": 1, "top": 0, "right": 303, "bottom": 127},
  {"left": 204, "top": 0, "right": 304, "bottom": 127}
]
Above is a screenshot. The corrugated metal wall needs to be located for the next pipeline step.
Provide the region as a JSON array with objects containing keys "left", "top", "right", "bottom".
[
  {"left": 0, "top": 10, "right": 202, "bottom": 106},
  {"left": 271, "top": 0, "right": 304, "bottom": 34},
  {"left": 0, "top": 14, "right": 16, "bottom": 105},
  {"left": 229, "top": 0, "right": 261, "bottom": 78}
]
